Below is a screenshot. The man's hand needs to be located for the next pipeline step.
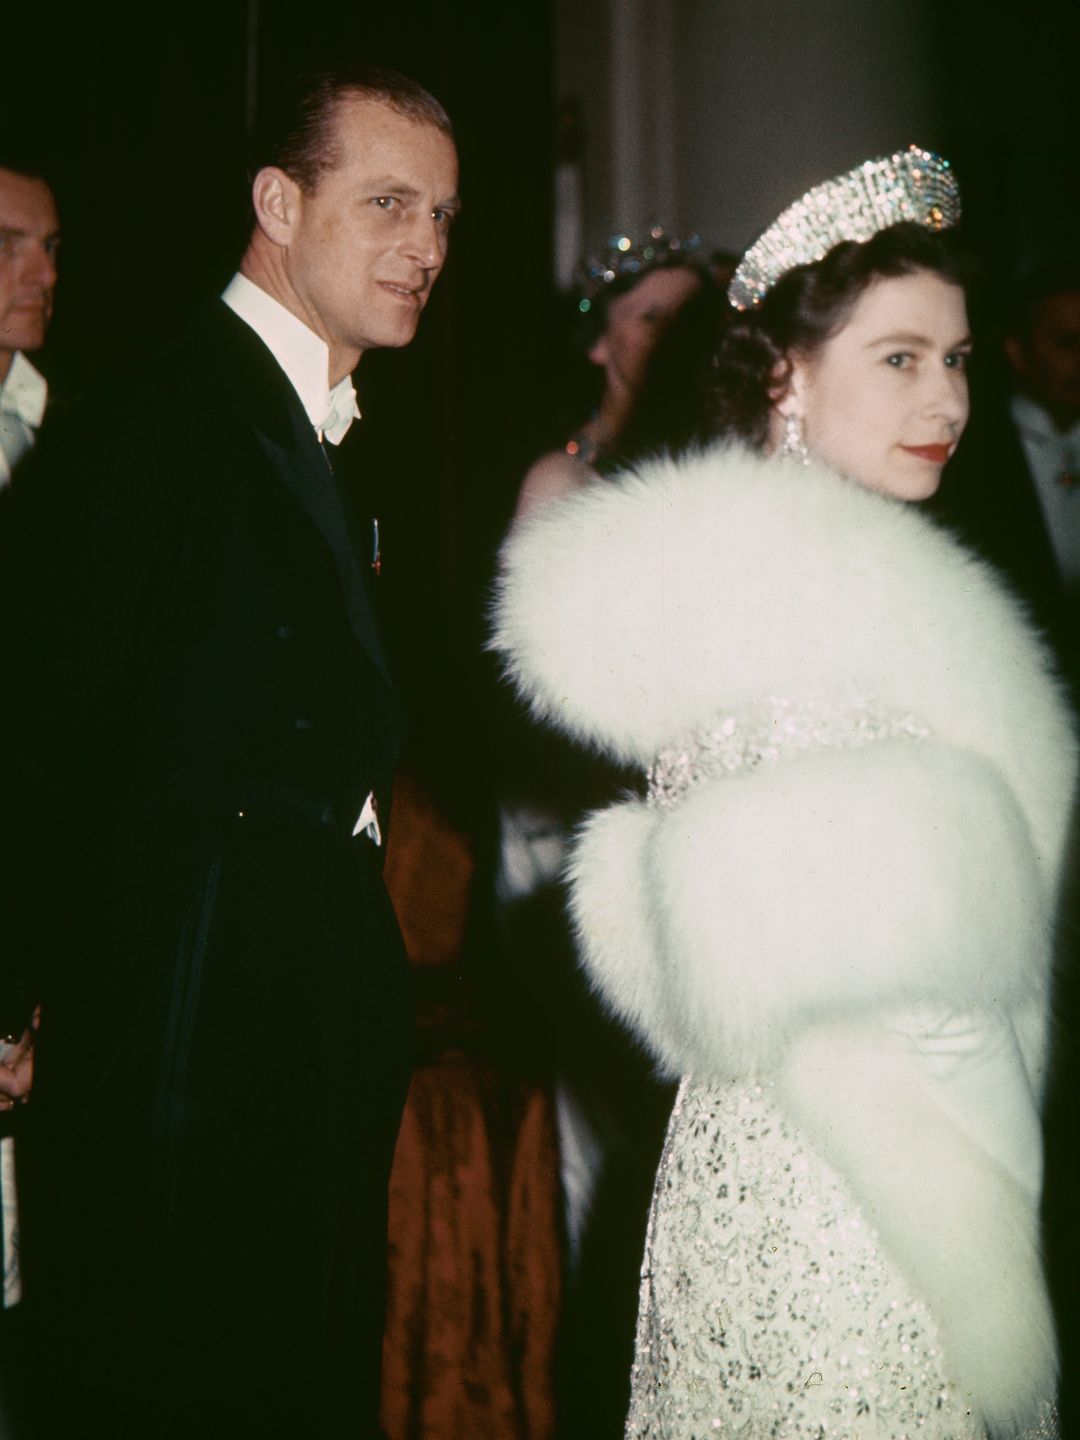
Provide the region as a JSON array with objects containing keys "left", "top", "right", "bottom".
[{"left": 0, "top": 1008, "right": 40, "bottom": 1111}]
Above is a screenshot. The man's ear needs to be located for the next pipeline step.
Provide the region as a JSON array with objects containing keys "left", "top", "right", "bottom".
[{"left": 251, "top": 167, "right": 301, "bottom": 248}]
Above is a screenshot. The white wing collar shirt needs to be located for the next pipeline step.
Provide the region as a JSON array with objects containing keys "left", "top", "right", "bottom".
[
  {"left": 0, "top": 350, "right": 48, "bottom": 486},
  {"left": 222, "top": 272, "right": 360, "bottom": 445}
]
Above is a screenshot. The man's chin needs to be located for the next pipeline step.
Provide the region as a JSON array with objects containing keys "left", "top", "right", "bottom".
[
  {"left": 370, "top": 321, "right": 422, "bottom": 351},
  {"left": 3, "top": 324, "right": 47, "bottom": 353}
]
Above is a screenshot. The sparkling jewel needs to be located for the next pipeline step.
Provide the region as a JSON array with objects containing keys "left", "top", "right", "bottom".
[
  {"left": 647, "top": 693, "right": 932, "bottom": 811},
  {"left": 728, "top": 145, "right": 961, "bottom": 312},
  {"left": 578, "top": 226, "right": 703, "bottom": 302}
]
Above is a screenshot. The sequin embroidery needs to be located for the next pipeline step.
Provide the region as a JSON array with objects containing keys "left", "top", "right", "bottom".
[{"left": 626, "top": 1080, "right": 984, "bottom": 1439}]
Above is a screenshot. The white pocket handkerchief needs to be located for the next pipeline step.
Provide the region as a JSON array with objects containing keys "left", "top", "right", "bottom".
[{"left": 352, "top": 791, "right": 382, "bottom": 846}]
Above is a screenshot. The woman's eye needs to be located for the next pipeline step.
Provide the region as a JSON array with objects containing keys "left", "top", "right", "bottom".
[
  {"left": 885, "top": 352, "right": 913, "bottom": 369},
  {"left": 945, "top": 351, "right": 970, "bottom": 371}
]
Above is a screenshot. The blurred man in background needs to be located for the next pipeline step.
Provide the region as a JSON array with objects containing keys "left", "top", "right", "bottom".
[{"left": 0, "top": 158, "right": 59, "bottom": 486}]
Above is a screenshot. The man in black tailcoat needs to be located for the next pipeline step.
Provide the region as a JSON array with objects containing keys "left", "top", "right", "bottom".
[{"left": 9, "top": 65, "right": 459, "bottom": 1439}]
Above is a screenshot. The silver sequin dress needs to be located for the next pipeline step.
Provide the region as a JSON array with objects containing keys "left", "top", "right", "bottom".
[
  {"left": 623, "top": 697, "right": 1058, "bottom": 1440},
  {"left": 627, "top": 1078, "right": 982, "bottom": 1439}
]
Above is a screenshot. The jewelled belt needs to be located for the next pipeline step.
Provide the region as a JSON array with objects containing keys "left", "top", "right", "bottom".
[{"left": 646, "top": 694, "right": 931, "bottom": 810}]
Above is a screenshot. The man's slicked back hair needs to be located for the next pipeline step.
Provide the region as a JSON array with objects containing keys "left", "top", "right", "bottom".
[
  {"left": 249, "top": 64, "right": 453, "bottom": 193},
  {"left": 0, "top": 151, "right": 58, "bottom": 192}
]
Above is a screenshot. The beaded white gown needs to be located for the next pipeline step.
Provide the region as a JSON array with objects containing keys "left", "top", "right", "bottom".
[
  {"left": 626, "top": 1079, "right": 983, "bottom": 1439},
  {"left": 627, "top": 720, "right": 972, "bottom": 1438},
  {"left": 624, "top": 720, "right": 973, "bottom": 1440},
  {"left": 622, "top": 702, "right": 1060, "bottom": 1439}
]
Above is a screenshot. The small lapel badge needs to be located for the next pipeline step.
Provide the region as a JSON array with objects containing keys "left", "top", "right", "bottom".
[
  {"left": 352, "top": 790, "right": 382, "bottom": 846},
  {"left": 371, "top": 517, "right": 382, "bottom": 576}
]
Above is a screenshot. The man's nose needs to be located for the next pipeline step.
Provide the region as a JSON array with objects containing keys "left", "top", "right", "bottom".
[
  {"left": 401, "top": 213, "right": 444, "bottom": 271},
  {"left": 22, "top": 242, "right": 58, "bottom": 291}
]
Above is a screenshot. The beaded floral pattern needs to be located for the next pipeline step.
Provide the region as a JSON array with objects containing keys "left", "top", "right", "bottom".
[{"left": 626, "top": 1080, "right": 982, "bottom": 1440}]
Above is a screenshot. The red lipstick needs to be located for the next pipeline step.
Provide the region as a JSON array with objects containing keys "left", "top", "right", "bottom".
[{"left": 901, "top": 443, "right": 951, "bottom": 464}]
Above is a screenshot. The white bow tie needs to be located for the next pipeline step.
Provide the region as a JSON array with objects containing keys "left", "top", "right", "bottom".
[
  {"left": 0, "top": 355, "right": 47, "bottom": 481},
  {"left": 0, "top": 354, "right": 47, "bottom": 430},
  {"left": 319, "top": 379, "right": 360, "bottom": 447}
]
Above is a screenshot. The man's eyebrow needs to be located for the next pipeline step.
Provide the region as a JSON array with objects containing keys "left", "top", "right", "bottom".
[
  {"left": 360, "top": 179, "right": 461, "bottom": 211},
  {"left": 0, "top": 226, "right": 62, "bottom": 240},
  {"left": 363, "top": 176, "right": 419, "bottom": 194}
]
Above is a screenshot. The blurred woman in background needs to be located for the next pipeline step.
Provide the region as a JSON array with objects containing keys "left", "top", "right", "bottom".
[
  {"left": 500, "top": 231, "right": 722, "bottom": 1435},
  {"left": 515, "top": 232, "right": 708, "bottom": 519}
]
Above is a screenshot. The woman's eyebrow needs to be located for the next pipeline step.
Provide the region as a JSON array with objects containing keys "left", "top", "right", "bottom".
[{"left": 864, "top": 331, "right": 973, "bottom": 350}]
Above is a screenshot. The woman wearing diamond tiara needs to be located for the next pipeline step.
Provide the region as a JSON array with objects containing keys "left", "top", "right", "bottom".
[
  {"left": 515, "top": 234, "right": 706, "bottom": 520},
  {"left": 491, "top": 147, "right": 1073, "bottom": 1438}
]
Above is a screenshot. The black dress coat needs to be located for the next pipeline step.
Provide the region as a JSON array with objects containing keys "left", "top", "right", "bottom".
[
  {"left": 11, "top": 301, "right": 412, "bottom": 1439},
  {"left": 932, "top": 393, "right": 1080, "bottom": 685}
]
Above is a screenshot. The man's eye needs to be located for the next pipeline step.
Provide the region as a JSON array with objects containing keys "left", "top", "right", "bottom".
[
  {"left": 372, "top": 196, "right": 399, "bottom": 211},
  {"left": 432, "top": 208, "right": 454, "bottom": 228}
]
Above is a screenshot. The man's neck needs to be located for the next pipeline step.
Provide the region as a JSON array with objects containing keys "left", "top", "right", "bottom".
[{"left": 238, "top": 249, "right": 361, "bottom": 387}]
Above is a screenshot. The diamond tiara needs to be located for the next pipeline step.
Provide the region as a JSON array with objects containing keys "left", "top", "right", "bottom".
[
  {"left": 578, "top": 226, "right": 703, "bottom": 310},
  {"left": 727, "top": 145, "right": 961, "bottom": 312}
]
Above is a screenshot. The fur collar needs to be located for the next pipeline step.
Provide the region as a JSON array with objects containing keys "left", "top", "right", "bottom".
[{"left": 493, "top": 443, "right": 1075, "bottom": 887}]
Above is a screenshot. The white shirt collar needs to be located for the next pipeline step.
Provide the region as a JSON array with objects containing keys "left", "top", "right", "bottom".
[
  {"left": 1009, "top": 391, "right": 1080, "bottom": 593},
  {"left": 0, "top": 352, "right": 48, "bottom": 485},
  {"left": 221, "top": 272, "right": 360, "bottom": 445},
  {"left": 1010, "top": 392, "right": 1080, "bottom": 452},
  {"left": 0, "top": 351, "right": 48, "bottom": 429}
]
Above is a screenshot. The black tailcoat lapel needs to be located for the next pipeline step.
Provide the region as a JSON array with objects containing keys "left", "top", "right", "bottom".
[{"left": 176, "top": 300, "right": 396, "bottom": 698}]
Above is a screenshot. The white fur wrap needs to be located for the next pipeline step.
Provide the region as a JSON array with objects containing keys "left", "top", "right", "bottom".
[{"left": 491, "top": 445, "right": 1077, "bottom": 1434}]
